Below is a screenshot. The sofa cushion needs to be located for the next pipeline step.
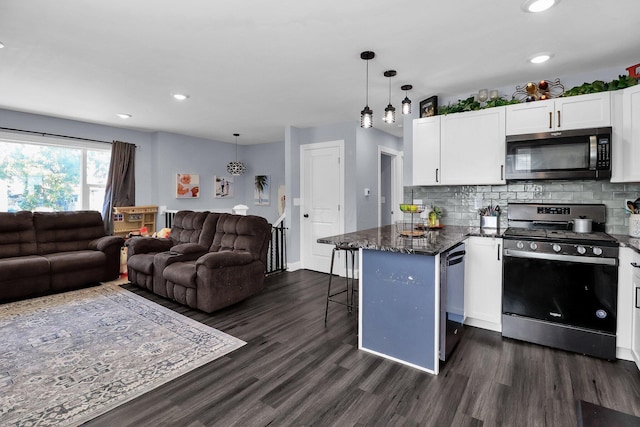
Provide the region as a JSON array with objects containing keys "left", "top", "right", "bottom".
[
  {"left": 209, "top": 214, "right": 271, "bottom": 261},
  {"left": 42, "top": 250, "right": 106, "bottom": 273},
  {"left": 34, "top": 211, "right": 106, "bottom": 254},
  {"left": 0, "top": 255, "right": 50, "bottom": 278},
  {"left": 0, "top": 211, "right": 37, "bottom": 258},
  {"left": 169, "top": 211, "right": 210, "bottom": 245},
  {"left": 163, "top": 261, "right": 197, "bottom": 289},
  {"left": 128, "top": 253, "right": 157, "bottom": 275}
]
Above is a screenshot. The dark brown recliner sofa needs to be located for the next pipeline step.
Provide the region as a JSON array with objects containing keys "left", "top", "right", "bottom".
[
  {"left": 125, "top": 210, "right": 214, "bottom": 296},
  {"left": 126, "top": 211, "right": 272, "bottom": 313},
  {"left": 0, "top": 210, "right": 125, "bottom": 302}
]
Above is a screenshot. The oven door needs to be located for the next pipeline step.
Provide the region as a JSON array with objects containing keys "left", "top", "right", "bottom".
[{"left": 503, "top": 249, "right": 618, "bottom": 334}]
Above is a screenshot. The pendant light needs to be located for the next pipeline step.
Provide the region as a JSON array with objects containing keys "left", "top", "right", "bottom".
[
  {"left": 360, "top": 51, "right": 375, "bottom": 128},
  {"left": 226, "top": 133, "right": 246, "bottom": 176},
  {"left": 401, "top": 84, "right": 413, "bottom": 115},
  {"left": 383, "top": 70, "right": 396, "bottom": 124}
]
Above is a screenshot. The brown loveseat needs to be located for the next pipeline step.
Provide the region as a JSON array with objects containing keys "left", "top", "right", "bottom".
[
  {"left": 0, "top": 210, "right": 125, "bottom": 302},
  {"left": 126, "top": 211, "right": 271, "bottom": 313}
]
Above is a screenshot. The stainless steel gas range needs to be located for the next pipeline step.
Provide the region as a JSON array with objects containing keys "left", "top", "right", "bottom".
[{"left": 501, "top": 203, "right": 619, "bottom": 359}]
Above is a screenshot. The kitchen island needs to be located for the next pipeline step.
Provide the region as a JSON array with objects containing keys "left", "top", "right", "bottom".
[{"left": 318, "top": 224, "right": 499, "bottom": 374}]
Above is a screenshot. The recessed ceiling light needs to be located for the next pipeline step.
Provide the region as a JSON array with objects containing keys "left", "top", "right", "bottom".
[
  {"left": 521, "top": 0, "right": 560, "bottom": 13},
  {"left": 172, "top": 93, "right": 189, "bottom": 101},
  {"left": 0, "top": 42, "right": 5, "bottom": 49},
  {"left": 529, "top": 53, "right": 553, "bottom": 64},
  {"left": 116, "top": 113, "right": 132, "bottom": 119}
]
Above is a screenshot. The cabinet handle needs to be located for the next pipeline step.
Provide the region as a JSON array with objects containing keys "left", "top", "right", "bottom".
[
  {"left": 636, "top": 288, "right": 640, "bottom": 309},
  {"left": 436, "top": 168, "right": 439, "bottom": 183},
  {"left": 497, "top": 244, "right": 501, "bottom": 261},
  {"left": 557, "top": 110, "right": 561, "bottom": 127},
  {"left": 500, "top": 165, "right": 504, "bottom": 181},
  {"left": 549, "top": 112, "right": 552, "bottom": 129}
]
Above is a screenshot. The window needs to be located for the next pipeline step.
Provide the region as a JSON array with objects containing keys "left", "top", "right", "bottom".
[{"left": 0, "top": 133, "right": 111, "bottom": 213}]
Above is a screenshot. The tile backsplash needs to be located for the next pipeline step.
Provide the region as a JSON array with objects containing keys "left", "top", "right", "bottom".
[{"left": 405, "top": 181, "right": 640, "bottom": 235}]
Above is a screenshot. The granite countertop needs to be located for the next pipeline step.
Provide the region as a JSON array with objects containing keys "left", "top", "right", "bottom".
[
  {"left": 317, "top": 225, "right": 502, "bottom": 256},
  {"left": 611, "top": 234, "right": 640, "bottom": 254},
  {"left": 319, "top": 226, "right": 640, "bottom": 256}
]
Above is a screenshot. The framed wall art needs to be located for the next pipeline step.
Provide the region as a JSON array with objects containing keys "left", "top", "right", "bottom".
[
  {"left": 419, "top": 96, "right": 438, "bottom": 117},
  {"left": 176, "top": 173, "right": 200, "bottom": 198},
  {"left": 254, "top": 175, "right": 270, "bottom": 206},
  {"left": 214, "top": 176, "right": 234, "bottom": 198}
]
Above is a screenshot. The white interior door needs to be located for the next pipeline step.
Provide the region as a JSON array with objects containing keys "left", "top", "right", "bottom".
[{"left": 300, "top": 141, "right": 344, "bottom": 273}]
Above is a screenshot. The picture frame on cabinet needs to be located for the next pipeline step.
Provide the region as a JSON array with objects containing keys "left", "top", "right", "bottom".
[{"left": 420, "top": 96, "right": 438, "bottom": 117}]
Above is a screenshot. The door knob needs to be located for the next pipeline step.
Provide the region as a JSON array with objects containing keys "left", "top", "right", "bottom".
[{"left": 303, "top": 214, "right": 309, "bottom": 218}]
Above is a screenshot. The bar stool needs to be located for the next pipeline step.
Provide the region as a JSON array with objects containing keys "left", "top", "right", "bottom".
[{"left": 324, "top": 244, "right": 357, "bottom": 327}]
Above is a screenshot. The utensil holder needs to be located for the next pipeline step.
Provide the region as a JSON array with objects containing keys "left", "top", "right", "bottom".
[
  {"left": 480, "top": 215, "right": 499, "bottom": 229},
  {"left": 630, "top": 214, "right": 640, "bottom": 238}
]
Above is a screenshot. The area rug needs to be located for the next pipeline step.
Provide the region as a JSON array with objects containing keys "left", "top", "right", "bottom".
[{"left": 0, "top": 283, "right": 246, "bottom": 426}]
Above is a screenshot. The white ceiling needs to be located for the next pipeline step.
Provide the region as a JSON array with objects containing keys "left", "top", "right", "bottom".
[{"left": 1, "top": 1, "right": 638, "bottom": 144}]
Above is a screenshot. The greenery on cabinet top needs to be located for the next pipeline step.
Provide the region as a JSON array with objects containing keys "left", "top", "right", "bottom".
[{"left": 437, "top": 75, "right": 639, "bottom": 116}]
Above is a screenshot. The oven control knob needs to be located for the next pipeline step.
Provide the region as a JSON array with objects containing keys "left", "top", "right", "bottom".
[
  {"left": 517, "top": 241, "right": 524, "bottom": 249},
  {"left": 577, "top": 246, "right": 586, "bottom": 255},
  {"left": 552, "top": 244, "right": 562, "bottom": 253},
  {"left": 593, "top": 247, "right": 603, "bottom": 256},
  {"left": 529, "top": 242, "right": 538, "bottom": 251}
]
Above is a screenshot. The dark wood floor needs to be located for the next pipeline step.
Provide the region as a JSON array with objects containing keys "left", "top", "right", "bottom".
[{"left": 85, "top": 270, "right": 640, "bottom": 427}]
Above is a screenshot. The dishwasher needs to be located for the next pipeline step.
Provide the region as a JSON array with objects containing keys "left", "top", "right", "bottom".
[{"left": 439, "top": 242, "right": 465, "bottom": 361}]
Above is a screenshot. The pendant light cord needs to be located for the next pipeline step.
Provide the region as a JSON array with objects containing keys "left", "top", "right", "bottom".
[{"left": 365, "top": 59, "right": 369, "bottom": 106}]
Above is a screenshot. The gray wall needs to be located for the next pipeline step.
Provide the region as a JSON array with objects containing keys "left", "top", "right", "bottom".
[
  {"left": 243, "top": 141, "right": 285, "bottom": 223},
  {"left": 355, "top": 126, "right": 403, "bottom": 230},
  {"left": 405, "top": 181, "right": 640, "bottom": 235},
  {"left": 0, "top": 108, "right": 285, "bottom": 226},
  {"left": 285, "top": 121, "right": 402, "bottom": 265}
]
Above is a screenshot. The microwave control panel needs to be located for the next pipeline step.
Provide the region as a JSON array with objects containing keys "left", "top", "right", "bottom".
[{"left": 597, "top": 138, "right": 610, "bottom": 169}]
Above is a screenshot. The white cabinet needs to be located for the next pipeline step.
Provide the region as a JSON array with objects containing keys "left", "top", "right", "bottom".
[
  {"left": 441, "top": 108, "right": 506, "bottom": 185},
  {"left": 463, "top": 236, "right": 503, "bottom": 332},
  {"left": 505, "top": 92, "right": 611, "bottom": 135},
  {"left": 631, "top": 251, "right": 640, "bottom": 370},
  {"left": 617, "top": 248, "right": 635, "bottom": 361},
  {"left": 412, "top": 107, "right": 506, "bottom": 186},
  {"left": 611, "top": 85, "right": 640, "bottom": 183},
  {"left": 412, "top": 116, "right": 440, "bottom": 186}
]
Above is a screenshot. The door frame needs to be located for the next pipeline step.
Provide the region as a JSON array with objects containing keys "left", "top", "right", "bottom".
[
  {"left": 299, "top": 140, "right": 345, "bottom": 272},
  {"left": 377, "top": 146, "right": 404, "bottom": 227}
]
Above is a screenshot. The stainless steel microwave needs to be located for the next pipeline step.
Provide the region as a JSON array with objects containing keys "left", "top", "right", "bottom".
[{"left": 505, "top": 127, "right": 612, "bottom": 181}]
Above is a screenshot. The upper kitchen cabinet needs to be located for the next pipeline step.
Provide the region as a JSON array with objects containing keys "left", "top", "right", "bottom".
[
  {"left": 413, "top": 108, "right": 506, "bottom": 186},
  {"left": 412, "top": 115, "right": 441, "bottom": 186},
  {"left": 611, "top": 85, "right": 640, "bottom": 183},
  {"left": 505, "top": 92, "right": 611, "bottom": 135},
  {"left": 440, "top": 107, "right": 506, "bottom": 185}
]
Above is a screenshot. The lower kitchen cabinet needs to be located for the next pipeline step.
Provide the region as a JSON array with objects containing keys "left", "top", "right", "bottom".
[
  {"left": 631, "top": 250, "right": 640, "bottom": 370},
  {"left": 617, "top": 248, "right": 635, "bottom": 360},
  {"left": 463, "top": 236, "right": 503, "bottom": 332},
  {"left": 618, "top": 247, "right": 640, "bottom": 367}
]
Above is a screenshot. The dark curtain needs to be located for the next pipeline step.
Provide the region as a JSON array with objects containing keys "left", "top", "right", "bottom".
[{"left": 102, "top": 140, "right": 136, "bottom": 234}]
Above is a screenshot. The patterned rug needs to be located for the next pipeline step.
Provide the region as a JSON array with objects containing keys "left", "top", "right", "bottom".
[{"left": 0, "top": 283, "right": 246, "bottom": 426}]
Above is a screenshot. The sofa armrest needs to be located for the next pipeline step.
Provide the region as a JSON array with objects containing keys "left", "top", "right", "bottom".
[
  {"left": 125, "top": 237, "right": 173, "bottom": 256},
  {"left": 170, "top": 243, "right": 209, "bottom": 255},
  {"left": 196, "top": 251, "right": 255, "bottom": 269},
  {"left": 89, "top": 235, "right": 125, "bottom": 252}
]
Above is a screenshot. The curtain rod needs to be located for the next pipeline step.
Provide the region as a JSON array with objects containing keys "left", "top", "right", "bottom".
[{"left": 0, "top": 126, "right": 137, "bottom": 147}]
